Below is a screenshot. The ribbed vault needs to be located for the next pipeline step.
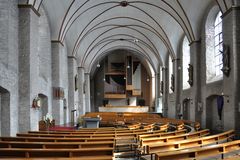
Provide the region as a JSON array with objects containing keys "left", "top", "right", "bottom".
[{"left": 19, "top": 0, "right": 234, "bottom": 72}]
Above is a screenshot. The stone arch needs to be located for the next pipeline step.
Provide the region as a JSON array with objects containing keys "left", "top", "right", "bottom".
[
  {"left": 206, "top": 95, "right": 224, "bottom": 133},
  {"left": 0, "top": 86, "right": 10, "bottom": 136},
  {"left": 182, "top": 98, "right": 190, "bottom": 120}
]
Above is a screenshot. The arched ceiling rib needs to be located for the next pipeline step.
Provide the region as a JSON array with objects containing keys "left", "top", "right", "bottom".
[
  {"left": 80, "top": 29, "right": 161, "bottom": 65},
  {"left": 82, "top": 35, "right": 161, "bottom": 69},
  {"left": 22, "top": 0, "right": 235, "bottom": 72}
]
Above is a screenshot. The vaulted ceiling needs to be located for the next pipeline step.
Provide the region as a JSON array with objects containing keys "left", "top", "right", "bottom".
[{"left": 20, "top": 0, "right": 234, "bottom": 73}]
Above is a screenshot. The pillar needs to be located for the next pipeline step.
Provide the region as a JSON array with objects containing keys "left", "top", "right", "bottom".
[
  {"left": 85, "top": 73, "right": 91, "bottom": 113},
  {"left": 162, "top": 66, "right": 169, "bottom": 117},
  {"left": 173, "top": 59, "right": 182, "bottom": 119},
  {"left": 189, "top": 41, "right": 202, "bottom": 122},
  {"left": 155, "top": 71, "right": 161, "bottom": 113},
  {"left": 18, "top": 4, "right": 40, "bottom": 132},
  {"left": 222, "top": 5, "right": 240, "bottom": 132},
  {"left": 51, "top": 41, "right": 65, "bottom": 125},
  {"left": 78, "top": 67, "right": 85, "bottom": 115},
  {"left": 68, "top": 56, "right": 77, "bottom": 123}
]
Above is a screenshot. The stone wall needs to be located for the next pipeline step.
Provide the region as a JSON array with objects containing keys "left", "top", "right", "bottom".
[{"left": 0, "top": 0, "right": 19, "bottom": 136}]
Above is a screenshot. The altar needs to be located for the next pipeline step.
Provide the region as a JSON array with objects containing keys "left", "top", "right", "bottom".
[
  {"left": 83, "top": 117, "right": 101, "bottom": 128},
  {"left": 99, "top": 105, "right": 149, "bottom": 113}
]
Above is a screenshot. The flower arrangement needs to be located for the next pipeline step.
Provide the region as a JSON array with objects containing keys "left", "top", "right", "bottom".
[
  {"left": 43, "top": 113, "right": 53, "bottom": 123},
  {"left": 43, "top": 113, "right": 55, "bottom": 130}
]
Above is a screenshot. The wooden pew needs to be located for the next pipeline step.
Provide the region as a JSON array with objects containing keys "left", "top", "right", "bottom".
[
  {"left": 145, "top": 130, "right": 234, "bottom": 155},
  {"left": 17, "top": 133, "right": 116, "bottom": 138},
  {"left": 138, "top": 129, "right": 187, "bottom": 140},
  {"left": 0, "top": 147, "right": 113, "bottom": 159},
  {"left": 140, "top": 129, "right": 210, "bottom": 147},
  {"left": 0, "top": 141, "right": 114, "bottom": 149},
  {"left": 0, "top": 136, "right": 115, "bottom": 142},
  {"left": 154, "top": 139, "right": 240, "bottom": 160},
  {"left": 8, "top": 157, "right": 112, "bottom": 160}
]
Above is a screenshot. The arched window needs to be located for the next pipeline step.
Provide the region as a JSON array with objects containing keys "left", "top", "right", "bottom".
[
  {"left": 214, "top": 12, "right": 223, "bottom": 76},
  {"left": 182, "top": 36, "right": 190, "bottom": 90},
  {"left": 206, "top": 10, "right": 223, "bottom": 83}
]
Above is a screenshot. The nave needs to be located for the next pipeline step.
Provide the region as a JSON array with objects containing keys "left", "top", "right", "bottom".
[{"left": 0, "top": 112, "right": 239, "bottom": 160}]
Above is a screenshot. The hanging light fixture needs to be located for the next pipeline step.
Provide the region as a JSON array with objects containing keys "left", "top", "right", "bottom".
[{"left": 97, "top": 61, "right": 100, "bottom": 68}]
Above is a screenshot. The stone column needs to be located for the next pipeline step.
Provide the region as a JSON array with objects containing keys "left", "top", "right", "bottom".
[
  {"left": 222, "top": 6, "right": 240, "bottom": 131},
  {"left": 0, "top": 0, "right": 19, "bottom": 136},
  {"left": 155, "top": 71, "right": 160, "bottom": 113},
  {"left": 78, "top": 67, "right": 85, "bottom": 115},
  {"left": 162, "top": 66, "right": 169, "bottom": 117},
  {"left": 85, "top": 73, "right": 91, "bottom": 113},
  {"left": 68, "top": 56, "right": 77, "bottom": 123},
  {"left": 18, "top": 5, "right": 40, "bottom": 132},
  {"left": 189, "top": 41, "right": 202, "bottom": 122},
  {"left": 173, "top": 59, "right": 181, "bottom": 119},
  {"left": 234, "top": 0, "right": 240, "bottom": 5},
  {"left": 51, "top": 41, "right": 64, "bottom": 125}
]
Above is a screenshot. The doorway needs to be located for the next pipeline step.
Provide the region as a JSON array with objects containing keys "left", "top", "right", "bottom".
[
  {"left": 206, "top": 95, "right": 223, "bottom": 133},
  {"left": 38, "top": 94, "right": 48, "bottom": 119},
  {"left": 0, "top": 86, "right": 10, "bottom": 136},
  {"left": 182, "top": 98, "right": 190, "bottom": 120}
]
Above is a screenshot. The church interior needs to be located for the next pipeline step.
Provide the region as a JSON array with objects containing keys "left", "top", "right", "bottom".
[{"left": 0, "top": 0, "right": 240, "bottom": 159}]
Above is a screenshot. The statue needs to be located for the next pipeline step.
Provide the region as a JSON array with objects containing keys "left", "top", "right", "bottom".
[
  {"left": 187, "top": 64, "right": 193, "bottom": 86},
  {"left": 221, "top": 44, "right": 230, "bottom": 76}
]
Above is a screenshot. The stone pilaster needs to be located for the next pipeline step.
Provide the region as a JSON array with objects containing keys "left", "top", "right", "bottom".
[
  {"left": 18, "top": 5, "right": 40, "bottom": 132},
  {"left": 222, "top": 6, "right": 240, "bottom": 132},
  {"left": 189, "top": 41, "right": 202, "bottom": 122},
  {"left": 85, "top": 73, "right": 91, "bottom": 113},
  {"left": 78, "top": 67, "right": 85, "bottom": 115}
]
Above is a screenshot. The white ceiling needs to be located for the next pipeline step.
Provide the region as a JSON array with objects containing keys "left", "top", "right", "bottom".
[{"left": 21, "top": 0, "right": 233, "bottom": 73}]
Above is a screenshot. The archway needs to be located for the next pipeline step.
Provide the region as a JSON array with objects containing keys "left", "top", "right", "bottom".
[
  {"left": 206, "top": 95, "right": 224, "bottom": 133},
  {"left": 182, "top": 98, "right": 190, "bottom": 120},
  {"left": 0, "top": 86, "right": 10, "bottom": 136},
  {"left": 38, "top": 94, "right": 48, "bottom": 119}
]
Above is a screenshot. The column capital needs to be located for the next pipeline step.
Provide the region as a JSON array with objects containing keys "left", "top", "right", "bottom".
[
  {"left": 68, "top": 56, "right": 76, "bottom": 59},
  {"left": 51, "top": 40, "right": 64, "bottom": 46},
  {"left": 18, "top": 4, "right": 40, "bottom": 17},
  {"left": 222, "top": 6, "right": 240, "bottom": 18},
  {"left": 189, "top": 39, "right": 201, "bottom": 46},
  {"left": 172, "top": 58, "right": 181, "bottom": 62}
]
